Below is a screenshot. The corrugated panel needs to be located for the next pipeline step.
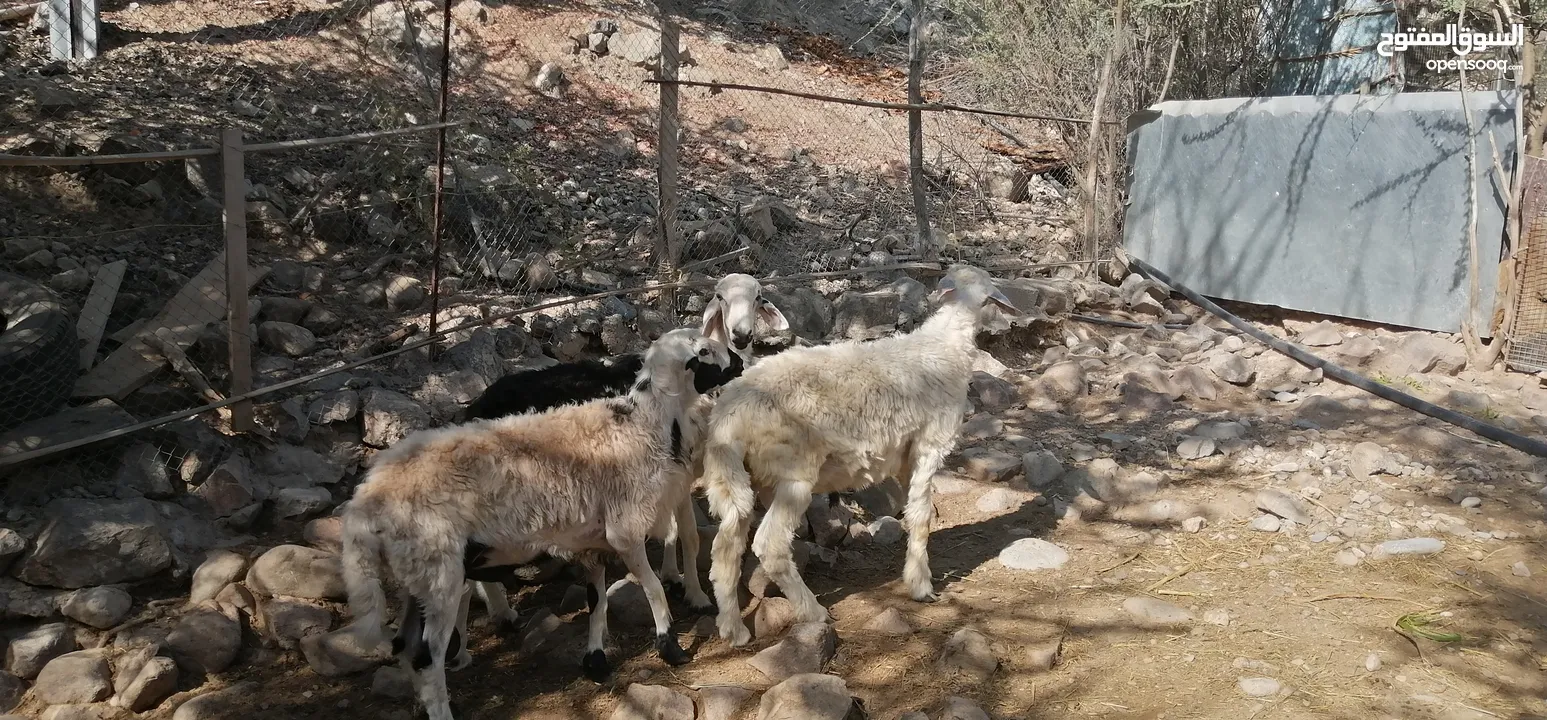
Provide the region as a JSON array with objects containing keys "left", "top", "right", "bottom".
[
  {"left": 1123, "top": 91, "right": 1516, "bottom": 334},
  {"left": 1267, "top": 0, "right": 1397, "bottom": 96}
]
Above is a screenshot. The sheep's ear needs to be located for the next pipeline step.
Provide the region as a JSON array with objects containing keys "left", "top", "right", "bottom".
[
  {"left": 929, "top": 286, "right": 957, "bottom": 305},
  {"left": 757, "top": 299, "right": 790, "bottom": 332},
  {"left": 701, "top": 300, "right": 730, "bottom": 347}
]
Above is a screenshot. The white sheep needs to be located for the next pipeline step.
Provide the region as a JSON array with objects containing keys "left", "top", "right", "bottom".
[
  {"left": 697, "top": 264, "right": 1020, "bottom": 645},
  {"left": 655, "top": 272, "right": 789, "bottom": 607},
  {"left": 338, "top": 328, "right": 738, "bottom": 720},
  {"left": 446, "top": 272, "right": 786, "bottom": 668}
]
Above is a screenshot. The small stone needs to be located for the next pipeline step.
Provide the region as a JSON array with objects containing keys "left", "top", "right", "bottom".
[
  {"left": 1512, "top": 561, "right": 1531, "bottom": 577},
  {"left": 936, "top": 627, "right": 998, "bottom": 682},
  {"left": 1024, "top": 636, "right": 1062, "bottom": 672},
  {"left": 308, "top": 390, "right": 359, "bottom": 425},
  {"left": 5, "top": 623, "right": 75, "bottom": 679},
  {"left": 754, "top": 597, "right": 797, "bottom": 639},
  {"left": 188, "top": 550, "right": 248, "bottom": 606},
  {"left": 33, "top": 649, "right": 113, "bottom": 705},
  {"left": 60, "top": 586, "right": 133, "bottom": 629},
  {"left": 1250, "top": 514, "right": 1282, "bottom": 532},
  {"left": 1297, "top": 322, "right": 1344, "bottom": 346},
  {"left": 371, "top": 666, "right": 414, "bottom": 699},
  {"left": 299, "top": 628, "right": 388, "bottom": 677},
  {"left": 258, "top": 321, "right": 318, "bottom": 357},
  {"left": 1181, "top": 516, "right": 1207, "bottom": 533},
  {"left": 171, "top": 681, "right": 257, "bottom": 720},
  {"left": 1203, "top": 609, "right": 1231, "bottom": 626},
  {"left": 959, "top": 448, "right": 1021, "bottom": 483},
  {"left": 274, "top": 487, "right": 333, "bottom": 519},
  {"left": 246, "top": 545, "right": 346, "bottom": 600},
  {"left": 1122, "top": 597, "right": 1193, "bottom": 627},
  {"left": 116, "top": 656, "right": 178, "bottom": 712},
  {"left": 165, "top": 604, "right": 242, "bottom": 674},
  {"left": 754, "top": 674, "right": 858, "bottom": 720},
  {"left": 1459, "top": 496, "right": 1482, "bottom": 509},
  {"left": 746, "top": 622, "right": 836, "bottom": 683},
  {"left": 1373, "top": 537, "right": 1445, "bottom": 557},
  {"left": 1238, "top": 677, "right": 1283, "bottom": 698},
  {"left": 862, "top": 607, "right": 912, "bottom": 635},
  {"left": 1255, "top": 488, "right": 1314, "bottom": 525},
  {"left": 1176, "top": 436, "right": 1216, "bottom": 460},
  {"left": 383, "top": 275, "right": 425, "bottom": 312},
  {"left": 698, "top": 685, "right": 753, "bottom": 720},
  {"left": 1021, "top": 450, "right": 1065, "bottom": 488},
  {"left": 264, "top": 598, "right": 334, "bottom": 650},
  {"left": 1364, "top": 653, "right": 1382, "bottom": 672},
  {"left": 867, "top": 516, "right": 903, "bottom": 545},
  {"left": 998, "top": 538, "right": 1069, "bottom": 571}
]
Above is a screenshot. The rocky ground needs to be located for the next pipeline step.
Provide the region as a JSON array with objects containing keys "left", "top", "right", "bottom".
[
  {"left": 2, "top": 1, "right": 1545, "bottom": 719},
  {"left": 2, "top": 259, "right": 1546, "bottom": 720}
]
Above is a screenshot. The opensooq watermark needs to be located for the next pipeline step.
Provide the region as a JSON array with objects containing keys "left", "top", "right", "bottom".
[{"left": 1376, "top": 23, "right": 1525, "bottom": 72}]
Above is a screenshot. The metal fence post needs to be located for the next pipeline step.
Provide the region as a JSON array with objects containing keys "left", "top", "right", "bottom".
[
  {"left": 655, "top": 1, "right": 682, "bottom": 314},
  {"left": 907, "top": 0, "right": 935, "bottom": 261},
  {"left": 221, "top": 128, "right": 255, "bottom": 433}
]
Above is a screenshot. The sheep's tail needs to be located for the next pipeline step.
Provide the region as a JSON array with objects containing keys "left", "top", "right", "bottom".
[
  {"left": 700, "top": 434, "right": 755, "bottom": 524},
  {"left": 340, "top": 503, "right": 390, "bottom": 645}
]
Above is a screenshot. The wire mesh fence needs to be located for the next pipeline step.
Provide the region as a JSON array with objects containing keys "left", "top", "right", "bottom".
[{"left": 1, "top": 0, "right": 1391, "bottom": 483}]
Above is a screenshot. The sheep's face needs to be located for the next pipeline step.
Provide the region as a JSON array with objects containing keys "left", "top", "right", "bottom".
[
  {"left": 702, "top": 273, "right": 789, "bottom": 352},
  {"left": 643, "top": 328, "right": 740, "bottom": 396},
  {"left": 931, "top": 264, "right": 1021, "bottom": 315}
]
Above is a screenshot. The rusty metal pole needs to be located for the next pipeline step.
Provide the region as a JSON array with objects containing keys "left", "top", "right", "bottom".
[{"left": 427, "top": 0, "right": 454, "bottom": 357}]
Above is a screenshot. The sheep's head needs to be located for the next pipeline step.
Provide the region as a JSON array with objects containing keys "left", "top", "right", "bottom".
[
  {"left": 701, "top": 273, "right": 789, "bottom": 353},
  {"left": 931, "top": 264, "right": 1021, "bottom": 316},
  {"left": 639, "top": 327, "right": 741, "bottom": 397}
]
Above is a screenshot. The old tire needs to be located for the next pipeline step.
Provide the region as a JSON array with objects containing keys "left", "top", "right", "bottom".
[{"left": 0, "top": 271, "right": 78, "bottom": 430}]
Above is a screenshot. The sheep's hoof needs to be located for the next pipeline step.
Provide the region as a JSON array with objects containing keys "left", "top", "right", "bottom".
[
  {"left": 655, "top": 634, "right": 693, "bottom": 666},
  {"left": 495, "top": 613, "right": 522, "bottom": 635},
  {"left": 661, "top": 577, "right": 686, "bottom": 601},
  {"left": 580, "top": 649, "right": 612, "bottom": 682},
  {"left": 448, "top": 650, "right": 473, "bottom": 672},
  {"left": 686, "top": 594, "right": 717, "bottom": 614},
  {"left": 718, "top": 618, "right": 752, "bottom": 647}
]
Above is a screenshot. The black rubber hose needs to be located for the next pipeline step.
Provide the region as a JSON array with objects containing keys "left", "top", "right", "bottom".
[{"left": 1128, "top": 255, "right": 1547, "bottom": 458}]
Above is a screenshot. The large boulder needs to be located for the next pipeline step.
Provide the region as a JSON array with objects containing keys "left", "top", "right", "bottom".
[{"left": 13, "top": 500, "right": 176, "bottom": 589}]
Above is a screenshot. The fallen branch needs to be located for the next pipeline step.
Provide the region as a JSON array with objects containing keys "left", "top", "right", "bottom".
[{"left": 151, "top": 327, "right": 225, "bottom": 405}]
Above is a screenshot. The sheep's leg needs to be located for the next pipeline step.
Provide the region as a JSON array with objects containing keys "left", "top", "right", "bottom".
[
  {"left": 617, "top": 543, "right": 692, "bottom": 665},
  {"left": 706, "top": 490, "right": 755, "bottom": 646},
  {"left": 752, "top": 479, "right": 827, "bottom": 624},
  {"left": 658, "top": 512, "right": 685, "bottom": 597},
  {"left": 474, "top": 580, "right": 520, "bottom": 632},
  {"left": 673, "top": 495, "right": 714, "bottom": 611},
  {"left": 447, "top": 583, "right": 473, "bottom": 672},
  {"left": 402, "top": 568, "right": 465, "bottom": 720},
  {"left": 580, "top": 559, "right": 611, "bottom": 682},
  {"left": 902, "top": 440, "right": 951, "bottom": 603}
]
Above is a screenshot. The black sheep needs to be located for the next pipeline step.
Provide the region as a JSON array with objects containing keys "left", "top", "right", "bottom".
[{"left": 454, "top": 354, "right": 645, "bottom": 423}]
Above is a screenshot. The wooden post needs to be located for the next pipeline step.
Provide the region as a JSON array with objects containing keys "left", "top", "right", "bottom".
[
  {"left": 220, "top": 128, "right": 254, "bottom": 433},
  {"left": 907, "top": 0, "right": 935, "bottom": 261},
  {"left": 1081, "top": 0, "right": 1127, "bottom": 266},
  {"left": 45, "top": 0, "right": 99, "bottom": 61},
  {"left": 655, "top": 1, "right": 682, "bottom": 314},
  {"left": 71, "top": 0, "right": 98, "bottom": 60}
]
